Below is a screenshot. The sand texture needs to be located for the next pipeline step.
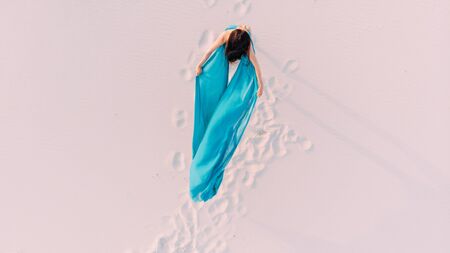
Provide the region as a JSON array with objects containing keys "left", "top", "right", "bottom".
[{"left": 1, "top": 1, "right": 449, "bottom": 253}]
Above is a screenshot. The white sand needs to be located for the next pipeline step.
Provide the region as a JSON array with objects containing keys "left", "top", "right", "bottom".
[{"left": 1, "top": 1, "right": 449, "bottom": 253}]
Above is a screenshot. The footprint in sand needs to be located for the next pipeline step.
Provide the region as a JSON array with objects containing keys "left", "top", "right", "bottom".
[
  {"left": 284, "top": 129, "right": 299, "bottom": 143},
  {"left": 256, "top": 128, "right": 266, "bottom": 135},
  {"left": 187, "top": 51, "right": 196, "bottom": 65},
  {"left": 243, "top": 163, "right": 265, "bottom": 188},
  {"left": 212, "top": 212, "right": 230, "bottom": 227},
  {"left": 254, "top": 101, "right": 275, "bottom": 123},
  {"left": 298, "top": 136, "right": 314, "bottom": 151},
  {"left": 180, "top": 67, "right": 194, "bottom": 81},
  {"left": 282, "top": 59, "right": 299, "bottom": 74},
  {"left": 267, "top": 76, "right": 293, "bottom": 99},
  {"left": 180, "top": 51, "right": 196, "bottom": 82},
  {"left": 169, "top": 151, "right": 186, "bottom": 171},
  {"left": 233, "top": 0, "right": 252, "bottom": 17},
  {"left": 208, "top": 198, "right": 229, "bottom": 216},
  {"left": 172, "top": 109, "right": 187, "bottom": 128},
  {"left": 198, "top": 30, "right": 216, "bottom": 51}
]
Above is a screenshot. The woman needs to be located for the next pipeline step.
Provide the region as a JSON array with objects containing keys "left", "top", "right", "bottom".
[{"left": 190, "top": 24, "right": 263, "bottom": 202}]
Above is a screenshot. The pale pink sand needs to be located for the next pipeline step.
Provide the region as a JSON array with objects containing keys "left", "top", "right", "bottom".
[{"left": 1, "top": 1, "right": 449, "bottom": 253}]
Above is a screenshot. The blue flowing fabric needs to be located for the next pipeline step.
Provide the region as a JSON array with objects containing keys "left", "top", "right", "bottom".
[{"left": 190, "top": 24, "right": 258, "bottom": 202}]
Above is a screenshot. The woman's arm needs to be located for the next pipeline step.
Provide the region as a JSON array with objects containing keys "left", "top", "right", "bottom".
[
  {"left": 195, "top": 31, "right": 228, "bottom": 75},
  {"left": 248, "top": 42, "right": 264, "bottom": 97}
]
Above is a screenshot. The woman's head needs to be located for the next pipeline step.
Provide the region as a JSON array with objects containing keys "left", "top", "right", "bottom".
[{"left": 225, "top": 29, "right": 251, "bottom": 63}]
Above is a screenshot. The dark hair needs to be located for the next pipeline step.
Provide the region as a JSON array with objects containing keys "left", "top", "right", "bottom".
[{"left": 225, "top": 29, "right": 251, "bottom": 63}]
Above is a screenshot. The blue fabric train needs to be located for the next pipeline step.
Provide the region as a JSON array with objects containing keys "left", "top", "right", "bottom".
[{"left": 190, "top": 24, "right": 258, "bottom": 202}]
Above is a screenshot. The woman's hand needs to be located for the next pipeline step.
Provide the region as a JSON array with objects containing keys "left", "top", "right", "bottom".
[
  {"left": 257, "top": 82, "right": 264, "bottom": 97},
  {"left": 195, "top": 65, "right": 202, "bottom": 76}
]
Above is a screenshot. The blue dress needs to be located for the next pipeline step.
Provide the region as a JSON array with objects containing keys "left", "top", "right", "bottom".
[{"left": 190, "top": 24, "right": 259, "bottom": 202}]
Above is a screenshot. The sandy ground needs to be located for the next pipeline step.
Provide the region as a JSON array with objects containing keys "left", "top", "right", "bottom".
[{"left": 1, "top": 1, "right": 449, "bottom": 252}]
